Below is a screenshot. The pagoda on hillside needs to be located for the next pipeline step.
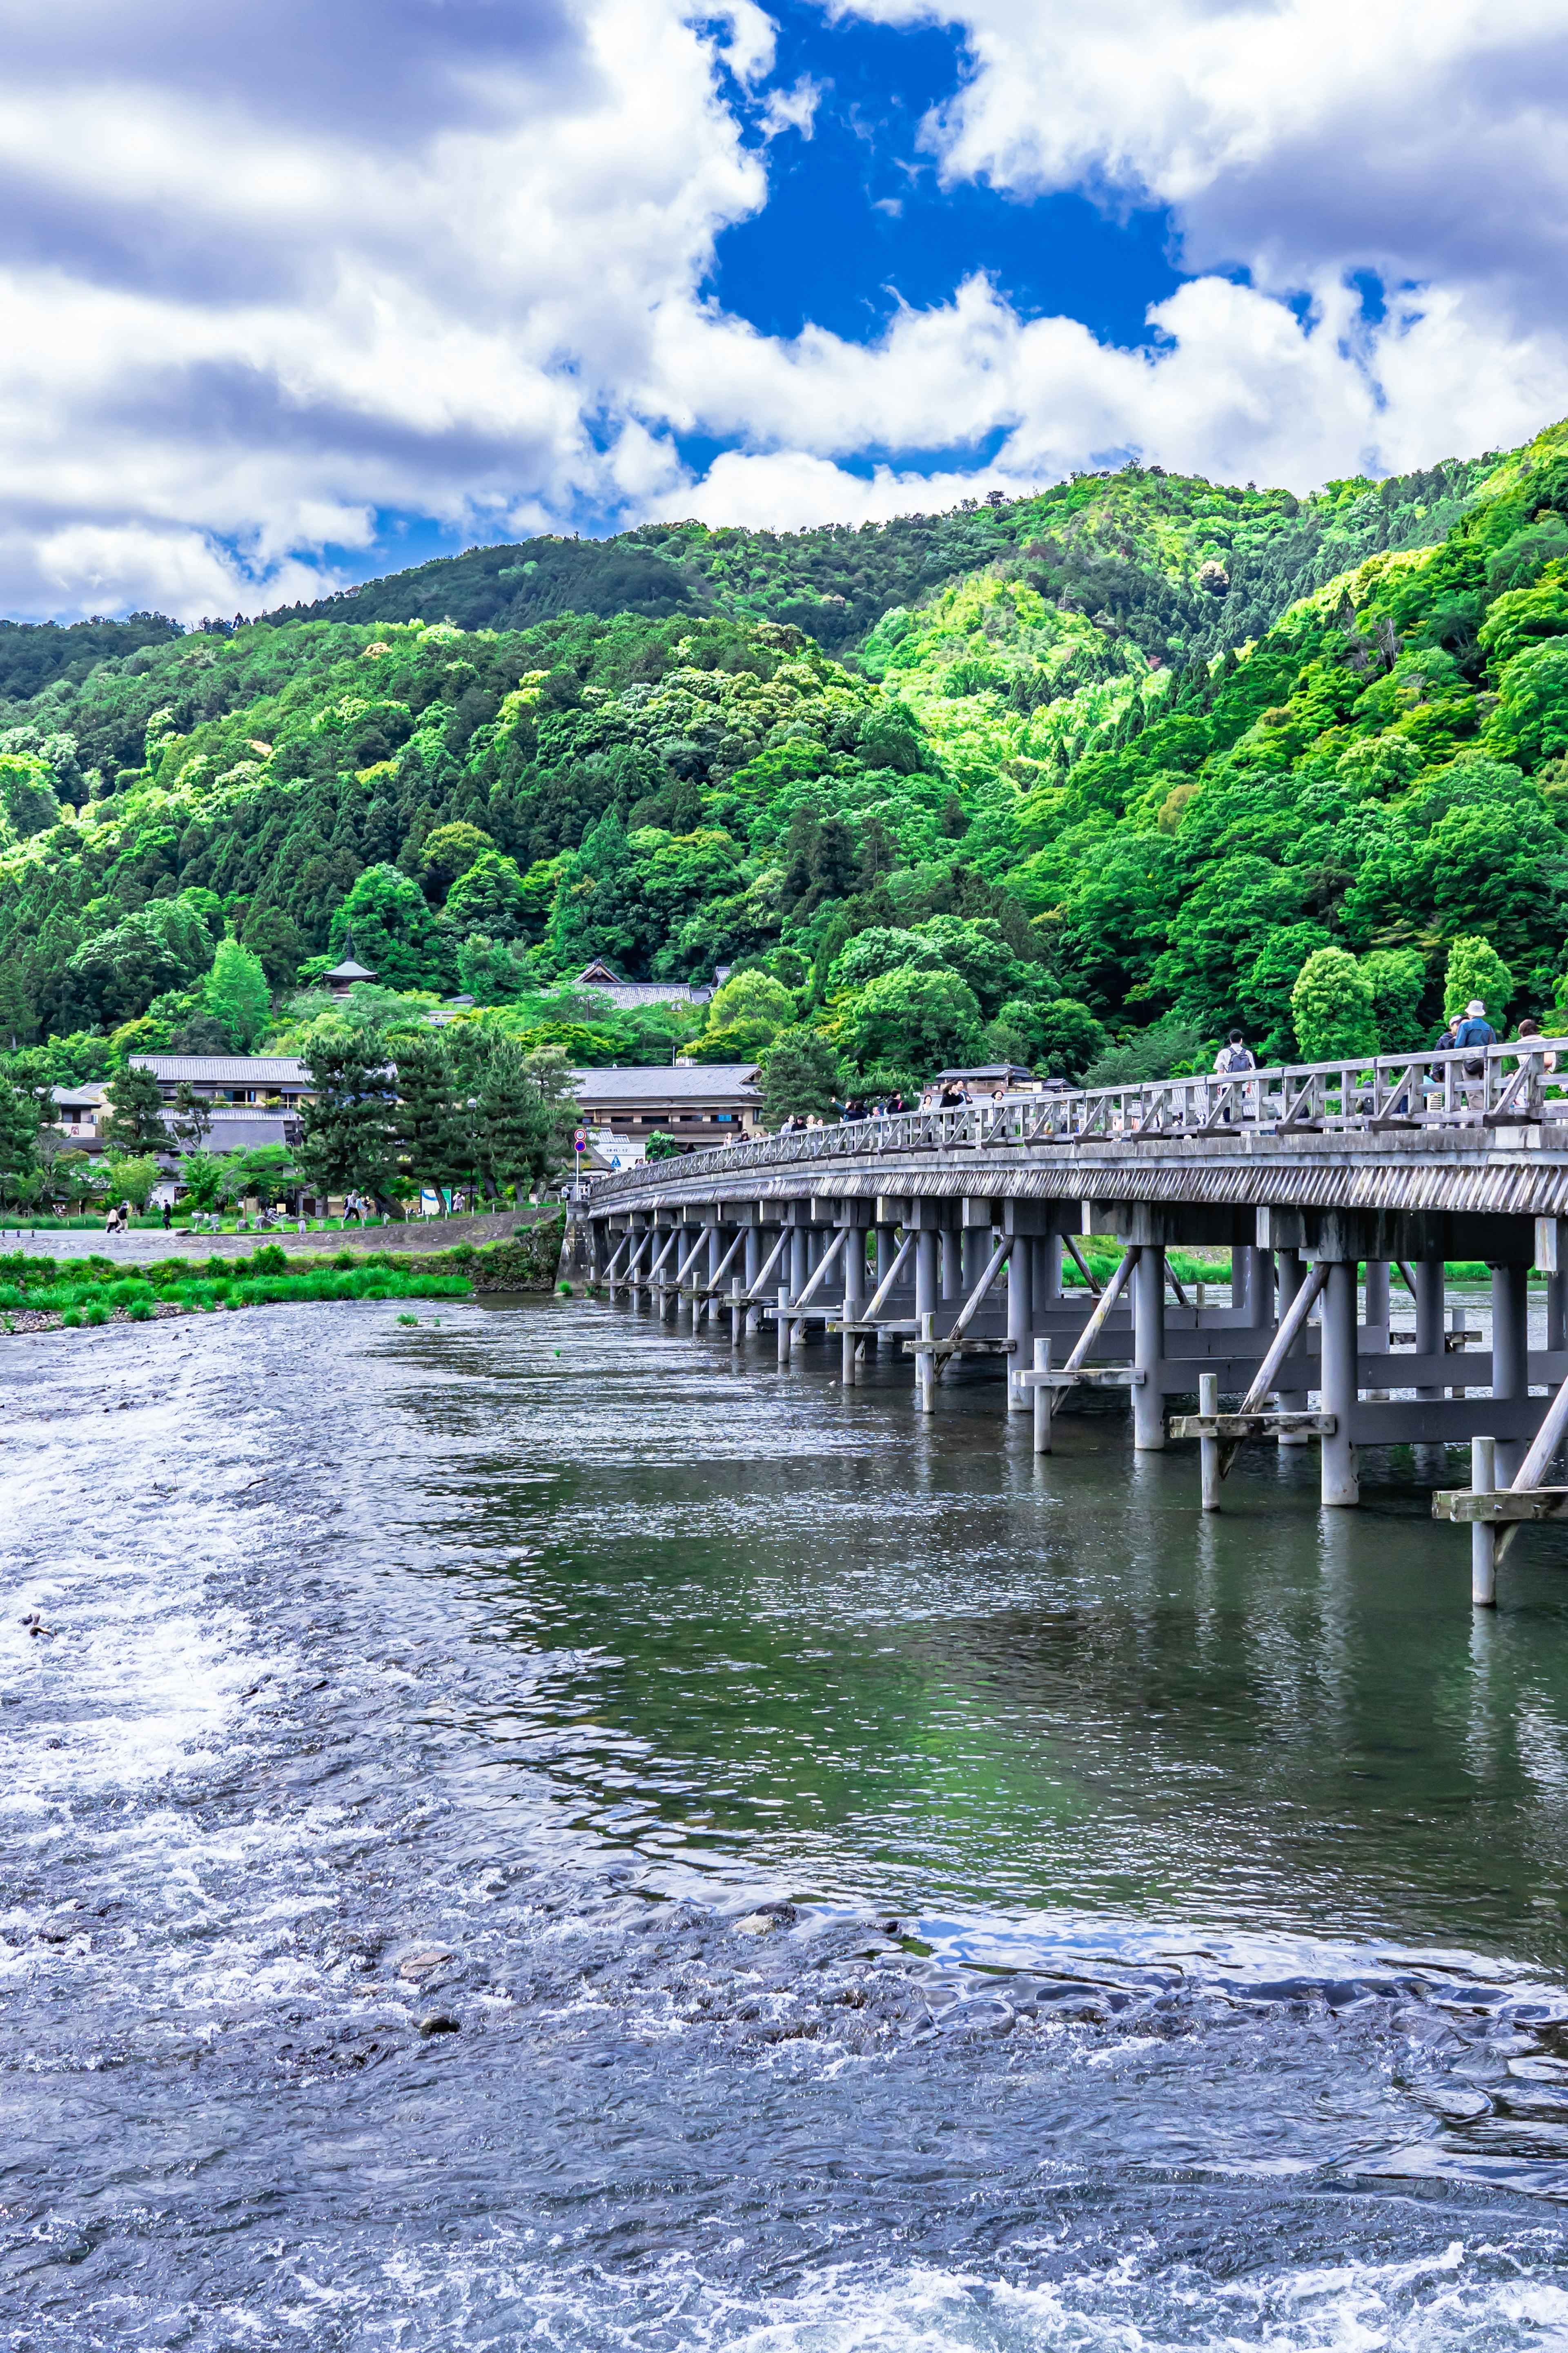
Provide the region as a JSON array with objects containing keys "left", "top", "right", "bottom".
[{"left": 323, "top": 931, "right": 378, "bottom": 999}]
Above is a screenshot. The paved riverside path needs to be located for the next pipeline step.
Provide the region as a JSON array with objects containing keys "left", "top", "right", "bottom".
[{"left": 0, "top": 1206, "right": 536, "bottom": 1264}]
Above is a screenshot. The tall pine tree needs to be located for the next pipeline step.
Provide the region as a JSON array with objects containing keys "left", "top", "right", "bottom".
[
  {"left": 387, "top": 1027, "right": 467, "bottom": 1209},
  {"left": 297, "top": 1019, "right": 398, "bottom": 1204}
]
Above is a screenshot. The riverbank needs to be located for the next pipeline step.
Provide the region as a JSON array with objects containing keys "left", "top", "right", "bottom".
[
  {"left": 0, "top": 1202, "right": 544, "bottom": 1263},
  {"left": 0, "top": 1216, "right": 568, "bottom": 1336}
]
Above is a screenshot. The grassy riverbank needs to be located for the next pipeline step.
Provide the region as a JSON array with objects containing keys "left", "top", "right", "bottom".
[{"left": 0, "top": 1215, "right": 567, "bottom": 1333}]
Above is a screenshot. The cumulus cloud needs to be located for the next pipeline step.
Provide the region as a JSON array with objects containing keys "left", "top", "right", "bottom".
[{"left": 0, "top": 0, "right": 1565, "bottom": 618}]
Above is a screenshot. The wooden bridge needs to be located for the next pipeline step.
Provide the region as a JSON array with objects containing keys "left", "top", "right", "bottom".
[{"left": 569, "top": 1037, "right": 1568, "bottom": 1606}]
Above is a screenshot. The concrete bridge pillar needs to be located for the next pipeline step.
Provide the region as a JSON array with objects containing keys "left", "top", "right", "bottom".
[
  {"left": 1275, "top": 1248, "right": 1311, "bottom": 1442},
  {"left": 1320, "top": 1258, "right": 1360, "bottom": 1507},
  {"left": 790, "top": 1225, "right": 809, "bottom": 1311},
  {"left": 842, "top": 1225, "right": 866, "bottom": 1383},
  {"left": 1364, "top": 1259, "right": 1390, "bottom": 1341},
  {"left": 1006, "top": 1239, "right": 1030, "bottom": 1412},
  {"left": 1132, "top": 1244, "right": 1166, "bottom": 1450},
  {"left": 960, "top": 1225, "right": 987, "bottom": 1290},
  {"left": 1414, "top": 1260, "right": 1445, "bottom": 1401},
  {"left": 744, "top": 1226, "right": 762, "bottom": 1335},
  {"left": 941, "top": 1228, "right": 961, "bottom": 1300},
  {"left": 915, "top": 1229, "right": 938, "bottom": 1324},
  {"left": 1491, "top": 1260, "right": 1530, "bottom": 1484},
  {"left": 1243, "top": 1244, "right": 1274, "bottom": 1329}
]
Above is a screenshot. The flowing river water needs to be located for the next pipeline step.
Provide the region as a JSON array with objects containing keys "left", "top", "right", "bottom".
[{"left": 7, "top": 1293, "right": 1568, "bottom": 2349}]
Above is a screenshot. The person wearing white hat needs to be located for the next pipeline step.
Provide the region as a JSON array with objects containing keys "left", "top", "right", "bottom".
[{"left": 1452, "top": 998, "right": 1497, "bottom": 1106}]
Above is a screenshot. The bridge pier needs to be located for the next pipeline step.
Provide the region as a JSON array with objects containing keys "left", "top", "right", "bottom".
[
  {"left": 1415, "top": 1259, "right": 1445, "bottom": 1401},
  {"left": 1320, "top": 1258, "right": 1360, "bottom": 1507},
  {"left": 1007, "top": 1234, "right": 1030, "bottom": 1412},
  {"left": 1492, "top": 1261, "right": 1531, "bottom": 1484},
  {"left": 1133, "top": 1245, "right": 1165, "bottom": 1450},
  {"left": 1275, "top": 1247, "right": 1312, "bottom": 1441}
]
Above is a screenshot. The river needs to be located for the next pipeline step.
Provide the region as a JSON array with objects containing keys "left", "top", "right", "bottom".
[{"left": 6, "top": 1294, "right": 1568, "bottom": 2349}]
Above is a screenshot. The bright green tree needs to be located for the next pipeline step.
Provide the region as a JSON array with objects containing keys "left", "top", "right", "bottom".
[
  {"left": 697, "top": 968, "right": 796, "bottom": 1060},
  {"left": 1291, "top": 948, "right": 1379, "bottom": 1062},
  {"left": 1443, "top": 935, "right": 1515, "bottom": 1024},
  {"left": 204, "top": 937, "right": 272, "bottom": 1049},
  {"left": 838, "top": 964, "right": 984, "bottom": 1082},
  {"left": 1362, "top": 947, "right": 1428, "bottom": 1053},
  {"left": 177, "top": 1150, "right": 227, "bottom": 1211},
  {"left": 421, "top": 822, "right": 495, "bottom": 896},
  {"left": 444, "top": 849, "right": 530, "bottom": 939},
  {"left": 759, "top": 1025, "right": 843, "bottom": 1124},
  {"left": 988, "top": 995, "right": 1107, "bottom": 1079},
  {"left": 101, "top": 1062, "right": 167, "bottom": 1150},
  {"left": 101, "top": 1153, "right": 160, "bottom": 1211},
  {"left": 826, "top": 927, "right": 943, "bottom": 996},
  {"left": 330, "top": 864, "right": 441, "bottom": 992},
  {"left": 1484, "top": 642, "right": 1568, "bottom": 769}
]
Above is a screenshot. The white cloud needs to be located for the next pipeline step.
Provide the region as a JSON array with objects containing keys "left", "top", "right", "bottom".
[
  {"left": 0, "top": 0, "right": 1564, "bottom": 620},
  {"left": 760, "top": 75, "right": 826, "bottom": 138}
]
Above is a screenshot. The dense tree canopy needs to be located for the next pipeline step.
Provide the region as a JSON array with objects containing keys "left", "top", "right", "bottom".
[{"left": 3, "top": 423, "right": 1568, "bottom": 1113}]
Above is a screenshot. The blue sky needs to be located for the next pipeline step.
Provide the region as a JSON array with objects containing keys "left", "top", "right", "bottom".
[
  {"left": 712, "top": 4, "right": 1183, "bottom": 353},
  {"left": 0, "top": 0, "right": 1563, "bottom": 620}
]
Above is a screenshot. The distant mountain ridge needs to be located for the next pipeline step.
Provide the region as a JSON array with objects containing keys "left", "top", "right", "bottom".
[
  {"left": 0, "top": 420, "right": 1563, "bottom": 1100},
  {"left": 257, "top": 451, "right": 1502, "bottom": 672}
]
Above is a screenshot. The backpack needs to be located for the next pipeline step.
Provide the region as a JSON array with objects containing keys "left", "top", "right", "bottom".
[
  {"left": 1220, "top": 1044, "right": 1253, "bottom": 1075},
  {"left": 1454, "top": 1017, "right": 1493, "bottom": 1075}
]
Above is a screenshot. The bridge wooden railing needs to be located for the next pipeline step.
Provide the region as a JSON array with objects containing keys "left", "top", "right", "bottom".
[{"left": 581, "top": 1033, "right": 1568, "bottom": 1203}]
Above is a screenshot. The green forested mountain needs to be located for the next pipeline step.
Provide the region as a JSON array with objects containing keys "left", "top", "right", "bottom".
[{"left": 0, "top": 424, "right": 1564, "bottom": 1097}]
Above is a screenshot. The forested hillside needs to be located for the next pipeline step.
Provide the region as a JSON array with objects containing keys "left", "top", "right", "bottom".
[{"left": 0, "top": 423, "right": 1564, "bottom": 1106}]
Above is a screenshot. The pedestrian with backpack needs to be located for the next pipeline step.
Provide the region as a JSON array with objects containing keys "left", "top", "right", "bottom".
[
  {"left": 1212, "top": 1028, "right": 1256, "bottom": 1122},
  {"left": 1214, "top": 1029, "right": 1256, "bottom": 1077},
  {"left": 1452, "top": 998, "right": 1497, "bottom": 1112}
]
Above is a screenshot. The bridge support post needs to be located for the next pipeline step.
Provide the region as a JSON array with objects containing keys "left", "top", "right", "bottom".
[
  {"left": 744, "top": 1227, "right": 762, "bottom": 1334},
  {"left": 842, "top": 1227, "right": 865, "bottom": 1384},
  {"left": 960, "top": 1225, "right": 987, "bottom": 1290},
  {"left": 1275, "top": 1249, "right": 1311, "bottom": 1442},
  {"left": 941, "top": 1229, "right": 960, "bottom": 1301},
  {"left": 1471, "top": 1434, "right": 1498, "bottom": 1608},
  {"left": 915, "top": 1228, "right": 938, "bottom": 1327},
  {"left": 1491, "top": 1261, "right": 1530, "bottom": 1484},
  {"left": 1415, "top": 1260, "right": 1445, "bottom": 1401},
  {"left": 918, "top": 1310, "right": 936, "bottom": 1413},
  {"left": 703, "top": 1220, "right": 723, "bottom": 1331},
  {"left": 1244, "top": 1245, "right": 1273, "bottom": 1330},
  {"left": 1007, "top": 1237, "right": 1030, "bottom": 1412},
  {"left": 1043, "top": 1234, "right": 1065, "bottom": 1303},
  {"left": 1198, "top": 1372, "right": 1221, "bottom": 1510},
  {"left": 1320, "top": 1259, "right": 1359, "bottom": 1507},
  {"left": 1132, "top": 1243, "right": 1165, "bottom": 1449},
  {"left": 777, "top": 1282, "right": 791, "bottom": 1365},
  {"left": 790, "top": 1226, "right": 809, "bottom": 1350},
  {"left": 1364, "top": 1260, "right": 1390, "bottom": 1398},
  {"left": 1032, "top": 1337, "right": 1052, "bottom": 1453}
]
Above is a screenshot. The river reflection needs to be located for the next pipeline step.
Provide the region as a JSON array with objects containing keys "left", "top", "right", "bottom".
[
  {"left": 8, "top": 1293, "right": 1568, "bottom": 2351},
  {"left": 410, "top": 1296, "right": 1568, "bottom": 1972}
]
